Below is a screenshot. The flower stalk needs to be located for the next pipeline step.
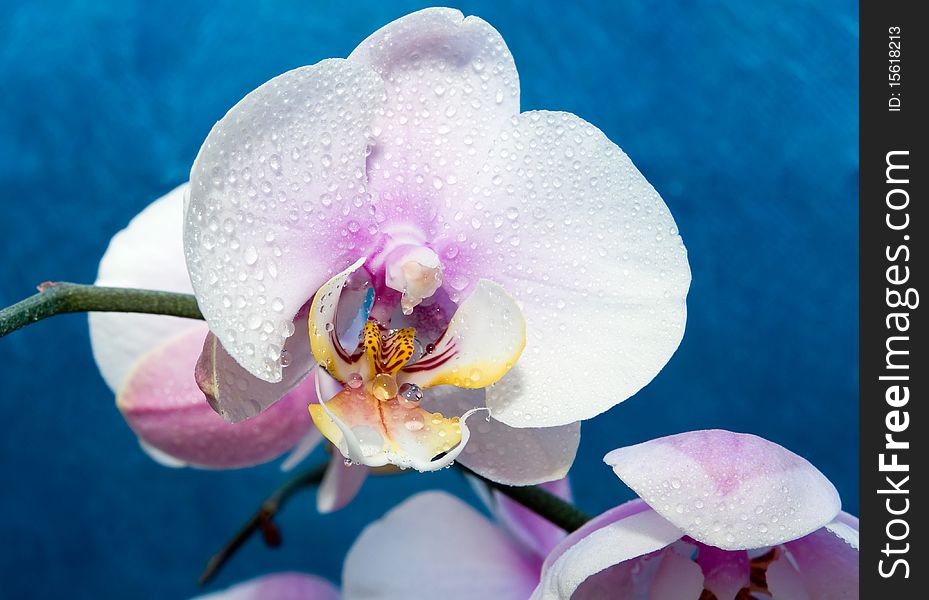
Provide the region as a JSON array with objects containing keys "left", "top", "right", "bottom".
[
  {"left": 0, "top": 282, "right": 202, "bottom": 338},
  {"left": 199, "top": 462, "right": 329, "bottom": 585}
]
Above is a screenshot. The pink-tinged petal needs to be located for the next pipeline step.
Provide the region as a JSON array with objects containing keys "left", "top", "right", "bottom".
[
  {"left": 118, "top": 325, "right": 314, "bottom": 469},
  {"left": 531, "top": 504, "right": 683, "bottom": 600},
  {"left": 768, "top": 521, "right": 859, "bottom": 600},
  {"left": 649, "top": 551, "right": 706, "bottom": 599},
  {"left": 186, "top": 59, "right": 385, "bottom": 384},
  {"left": 446, "top": 111, "right": 690, "bottom": 428},
  {"left": 695, "top": 544, "right": 749, "bottom": 600},
  {"left": 605, "top": 430, "right": 841, "bottom": 550},
  {"left": 196, "top": 310, "right": 313, "bottom": 423},
  {"left": 399, "top": 279, "right": 526, "bottom": 390},
  {"left": 766, "top": 558, "right": 812, "bottom": 600},
  {"left": 193, "top": 572, "right": 339, "bottom": 600},
  {"left": 317, "top": 451, "right": 368, "bottom": 514},
  {"left": 427, "top": 386, "right": 579, "bottom": 486},
  {"left": 90, "top": 184, "right": 195, "bottom": 392},
  {"left": 493, "top": 478, "right": 572, "bottom": 559},
  {"left": 343, "top": 491, "right": 537, "bottom": 600},
  {"left": 349, "top": 8, "right": 519, "bottom": 199}
]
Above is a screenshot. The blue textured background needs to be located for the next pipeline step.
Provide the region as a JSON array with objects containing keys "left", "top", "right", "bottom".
[{"left": 0, "top": 1, "right": 857, "bottom": 598}]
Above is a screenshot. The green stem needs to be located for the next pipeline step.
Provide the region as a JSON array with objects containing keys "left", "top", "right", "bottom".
[
  {"left": 199, "top": 462, "right": 328, "bottom": 585},
  {"left": 459, "top": 466, "right": 592, "bottom": 532},
  {"left": 0, "top": 282, "right": 203, "bottom": 338}
]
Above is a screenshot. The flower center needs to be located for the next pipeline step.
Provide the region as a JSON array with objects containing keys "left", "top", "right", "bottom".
[{"left": 383, "top": 244, "right": 443, "bottom": 315}]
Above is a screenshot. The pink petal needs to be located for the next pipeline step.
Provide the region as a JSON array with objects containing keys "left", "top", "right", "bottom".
[
  {"left": 118, "top": 325, "right": 314, "bottom": 469},
  {"left": 768, "top": 519, "right": 859, "bottom": 599},
  {"left": 493, "top": 478, "right": 573, "bottom": 559},
  {"left": 194, "top": 572, "right": 339, "bottom": 600},
  {"left": 459, "top": 111, "right": 690, "bottom": 428},
  {"left": 695, "top": 543, "right": 749, "bottom": 600},
  {"left": 426, "top": 385, "right": 579, "bottom": 487},
  {"left": 605, "top": 430, "right": 841, "bottom": 550},
  {"left": 317, "top": 451, "right": 368, "bottom": 514},
  {"left": 90, "top": 184, "right": 195, "bottom": 392},
  {"left": 343, "top": 492, "right": 537, "bottom": 600},
  {"left": 195, "top": 310, "right": 313, "bottom": 423},
  {"left": 649, "top": 550, "right": 706, "bottom": 599},
  {"left": 532, "top": 502, "right": 683, "bottom": 599},
  {"left": 350, "top": 8, "right": 519, "bottom": 208},
  {"left": 186, "top": 59, "right": 385, "bottom": 385}
]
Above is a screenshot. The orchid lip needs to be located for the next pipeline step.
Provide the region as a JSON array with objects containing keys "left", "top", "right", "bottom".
[{"left": 306, "top": 259, "right": 525, "bottom": 472}]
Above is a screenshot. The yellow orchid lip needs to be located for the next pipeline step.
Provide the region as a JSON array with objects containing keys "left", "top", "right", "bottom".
[{"left": 306, "top": 260, "right": 525, "bottom": 471}]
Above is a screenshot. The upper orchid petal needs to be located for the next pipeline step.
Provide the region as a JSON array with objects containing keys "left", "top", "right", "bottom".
[
  {"left": 193, "top": 572, "right": 340, "bottom": 600},
  {"left": 398, "top": 279, "right": 526, "bottom": 389},
  {"left": 428, "top": 386, "right": 579, "bottom": 486},
  {"left": 349, "top": 7, "right": 519, "bottom": 198},
  {"left": 531, "top": 501, "right": 684, "bottom": 600},
  {"left": 445, "top": 111, "right": 691, "bottom": 428},
  {"left": 317, "top": 450, "right": 368, "bottom": 514},
  {"left": 185, "top": 59, "right": 385, "bottom": 384},
  {"left": 767, "top": 516, "right": 859, "bottom": 600},
  {"left": 90, "top": 184, "right": 195, "bottom": 392},
  {"left": 343, "top": 491, "right": 537, "bottom": 600},
  {"left": 118, "top": 325, "right": 314, "bottom": 469},
  {"left": 604, "top": 429, "right": 842, "bottom": 550}
]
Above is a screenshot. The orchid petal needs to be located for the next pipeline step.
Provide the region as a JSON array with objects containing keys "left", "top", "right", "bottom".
[
  {"left": 531, "top": 505, "right": 683, "bottom": 600},
  {"left": 349, "top": 8, "right": 519, "bottom": 199},
  {"left": 185, "top": 59, "right": 385, "bottom": 384},
  {"left": 649, "top": 550, "right": 706, "bottom": 599},
  {"left": 442, "top": 111, "right": 690, "bottom": 428},
  {"left": 399, "top": 279, "right": 525, "bottom": 389},
  {"left": 118, "top": 326, "right": 314, "bottom": 469},
  {"left": 90, "top": 184, "right": 194, "bottom": 392},
  {"left": 195, "top": 311, "right": 313, "bottom": 423},
  {"left": 343, "top": 491, "right": 537, "bottom": 600},
  {"left": 193, "top": 572, "right": 339, "bottom": 600},
  {"left": 308, "top": 258, "right": 368, "bottom": 382},
  {"left": 317, "top": 451, "right": 368, "bottom": 514},
  {"left": 427, "top": 386, "right": 579, "bottom": 486},
  {"left": 769, "top": 518, "right": 860, "bottom": 600},
  {"left": 766, "top": 558, "right": 813, "bottom": 600},
  {"left": 138, "top": 440, "right": 187, "bottom": 468},
  {"left": 695, "top": 544, "right": 749, "bottom": 600},
  {"left": 605, "top": 430, "right": 841, "bottom": 550},
  {"left": 493, "top": 478, "right": 572, "bottom": 559}
]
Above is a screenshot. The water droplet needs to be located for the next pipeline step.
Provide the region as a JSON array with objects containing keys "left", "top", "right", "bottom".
[
  {"left": 244, "top": 246, "right": 259, "bottom": 265},
  {"left": 280, "top": 350, "right": 292, "bottom": 367},
  {"left": 405, "top": 414, "right": 425, "bottom": 431},
  {"left": 397, "top": 383, "right": 423, "bottom": 408},
  {"left": 372, "top": 373, "right": 398, "bottom": 401},
  {"left": 346, "top": 373, "right": 364, "bottom": 389}
]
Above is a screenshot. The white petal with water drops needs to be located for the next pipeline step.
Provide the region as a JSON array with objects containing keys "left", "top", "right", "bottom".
[
  {"left": 451, "top": 111, "right": 691, "bottom": 428},
  {"left": 185, "top": 59, "right": 385, "bottom": 383}
]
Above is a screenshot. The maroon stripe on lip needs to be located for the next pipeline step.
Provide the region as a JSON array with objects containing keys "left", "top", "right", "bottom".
[
  {"left": 329, "top": 329, "right": 354, "bottom": 363},
  {"left": 402, "top": 341, "right": 457, "bottom": 373}
]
